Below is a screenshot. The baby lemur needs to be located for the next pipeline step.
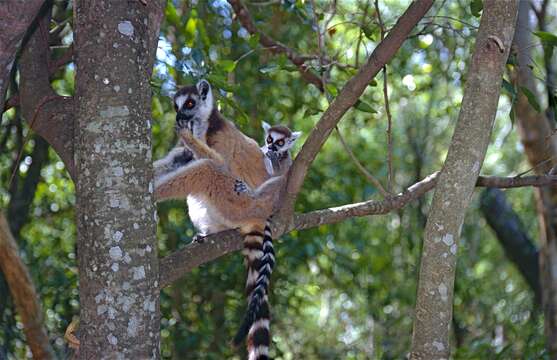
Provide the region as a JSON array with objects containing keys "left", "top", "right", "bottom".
[{"left": 154, "top": 80, "right": 300, "bottom": 360}]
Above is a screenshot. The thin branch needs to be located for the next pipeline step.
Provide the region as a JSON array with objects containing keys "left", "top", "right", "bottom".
[
  {"left": 374, "top": 0, "right": 394, "bottom": 193},
  {"left": 227, "top": 0, "right": 324, "bottom": 91},
  {"left": 335, "top": 126, "right": 390, "bottom": 197},
  {"left": 0, "top": 213, "right": 54, "bottom": 359},
  {"left": 159, "top": 172, "right": 557, "bottom": 287},
  {"left": 277, "top": 0, "right": 435, "bottom": 232}
]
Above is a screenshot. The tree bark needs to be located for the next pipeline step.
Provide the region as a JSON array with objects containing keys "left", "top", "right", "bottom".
[
  {"left": 512, "top": 1, "right": 557, "bottom": 355},
  {"left": 0, "top": 0, "right": 46, "bottom": 111},
  {"left": 480, "top": 188, "right": 541, "bottom": 302},
  {"left": 74, "top": 1, "right": 162, "bottom": 357},
  {"left": 410, "top": 1, "right": 519, "bottom": 358},
  {"left": 0, "top": 213, "right": 53, "bottom": 359}
]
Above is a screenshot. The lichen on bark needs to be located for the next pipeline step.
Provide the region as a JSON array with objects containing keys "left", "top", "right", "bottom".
[{"left": 74, "top": 1, "right": 161, "bottom": 358}]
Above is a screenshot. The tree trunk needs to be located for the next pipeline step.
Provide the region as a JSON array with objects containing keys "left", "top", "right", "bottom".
[
  {"left": 512, "top": 1, "right": 557, "bottom": 355},
  {"left": 409, "top": 1, "right": 519, "bottom": 358},
  {"left": 74, "top": 1, "right": 160, "bottom": 357}
]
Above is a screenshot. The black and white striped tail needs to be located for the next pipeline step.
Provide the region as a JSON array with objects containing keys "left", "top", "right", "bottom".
[{"left": 233, "top": 219, "right": 275, "bottom": 359}]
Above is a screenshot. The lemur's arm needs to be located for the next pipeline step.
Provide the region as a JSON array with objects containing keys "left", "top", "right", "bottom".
[
  {"left": 153, "top": 146, "right": 193, "bottom": 179},
  {"left": 179, "top": 128, "right": 225, "bottom": 166}
]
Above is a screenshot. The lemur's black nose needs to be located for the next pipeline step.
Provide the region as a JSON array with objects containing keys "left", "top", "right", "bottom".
[
  {"left": 176, "top": 112, "right": 193, "bottom": 127},
  {"left": 269, "top": 145, "right": 278, "bottom": 152}
]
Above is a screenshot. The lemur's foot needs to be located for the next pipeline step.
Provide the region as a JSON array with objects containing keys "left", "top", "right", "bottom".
[
  {"left": 192, "top": 234, "right": 205, "bottom": 243},
  {"left": 64, "top": 318, "right": 80, "bottom": 351},
  {"left": 234, "top": 179, "right": 248, "bottom": 195}
]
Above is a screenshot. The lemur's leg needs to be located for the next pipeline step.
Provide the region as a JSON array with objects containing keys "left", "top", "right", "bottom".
[
  {"left": 154, "top": 160, "right": 270, "bottom": 220},
  {"left": 178, "top": 128, "right": 225, "bottom": 166}
]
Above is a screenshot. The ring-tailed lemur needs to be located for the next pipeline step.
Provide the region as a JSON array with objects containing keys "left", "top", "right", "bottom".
[
  {"left": 153, "top": 80, "right": 300, "bottom": 360},
  {"left": 232, "top": 122, "right": 300, "bottom": 360},
  {"left": 154, "top": 80, "right": 274, "bottom": 235}
]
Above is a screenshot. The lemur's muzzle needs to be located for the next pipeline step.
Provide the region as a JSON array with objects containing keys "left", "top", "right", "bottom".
[{"left": 176, "top": 112, "right": 194, "bottom": 130}]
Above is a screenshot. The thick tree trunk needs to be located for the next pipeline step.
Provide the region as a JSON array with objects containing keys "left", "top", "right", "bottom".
[
  {"left": 0, "top": 214, "right": 53, "bottom": 359},
  {"left": 74, "top": 1, "right": 160, "bottom": 358},
  {"left": 409, "top": 1, "right": 519, "bottom": 358},
  {"left": 513, "top": 1, "right": 557, "bottom": 355}
]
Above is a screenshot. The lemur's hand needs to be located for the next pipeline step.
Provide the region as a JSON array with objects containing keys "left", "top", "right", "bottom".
[
  {"left": 266, "top": 151, "right": 281, "bottom": 173},
  {"left": 178, "top": 127, "right": 195, "bottom": 147}
]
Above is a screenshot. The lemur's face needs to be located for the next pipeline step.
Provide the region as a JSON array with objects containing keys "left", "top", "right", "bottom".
[
  {"left": 173, "top": 80, "right": 213, "bottom": 127},
  {"left": 261, "top": 122, "right": 301, "bottom": 155}
]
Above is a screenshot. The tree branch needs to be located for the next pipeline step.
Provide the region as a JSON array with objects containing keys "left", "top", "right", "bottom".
[
  {"left": 159, "top": 173, "right": 557, "bottom": 288},
  {"left": 480, "top": 188, "right": 541, "bottom": 303},
  {"left": 276, "top": 0, "right": 435, "bottom": 232},
  {"left": 227, "top": 0, "right": 324, "bottom": 91},
  {"left": 410, "top": 1, "right": 519, "bottom": 357},
  {"left": 18, "top": 12, "right": 76, "bottom": 179},
  {"left": 0, "top": 0, "right": 47, "bottom": 112},
  {"left": 0, "top": 213, "right": 53, "bottom": 359}
]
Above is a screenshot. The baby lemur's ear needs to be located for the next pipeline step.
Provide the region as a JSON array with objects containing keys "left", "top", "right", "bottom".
[
  {"left": 291, "top": 131, "right": 302, "bottom": 142},
  {"left": 196, "top": 79, "right": 211, "bottom": 100},
  {"left": 262, "top": 121, "right": 271, "bottom": 134}
]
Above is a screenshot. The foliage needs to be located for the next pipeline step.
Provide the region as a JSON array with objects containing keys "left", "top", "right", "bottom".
[{"left": 0, "top": 0, "right": 553, "bottom": 358}]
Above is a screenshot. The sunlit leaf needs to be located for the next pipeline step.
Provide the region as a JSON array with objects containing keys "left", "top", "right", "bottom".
[
  {"left": 533, "top": 31, "right": 557, "bottom": 47},
  {"left": 216, "top": 60, "right": 236, "bottom": 73},
  {"left": 184, "top": 16, "right": 197, "bottom": 48},
  {"left": 354, "top": 99, "right": 377, "bottom": 113}
]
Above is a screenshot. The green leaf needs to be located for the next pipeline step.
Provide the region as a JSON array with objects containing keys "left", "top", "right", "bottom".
[
  {"left": 533, "top": 31, "right": 557, "bottom": 47},
  {"left": 206, "top": 73, "right": 238, "bottom": 93},
  {"left": 470, "top": 0, "right": 483, "bottom": 17},
  {"left": 196, "top": 18, "right": 211, "bottom": 49},
  {"left": 165, "top": 3, "right": 180, "bottom": 27},
  {"left": 303, "top": 107, "right": 323, "bottom": 117},
  {"left": 362, "top": 24, "right": 376, "bottom": 41},
  {"left": 217, "top": 93, "right": 249, "bottom": 125},
  {"left": 354, "top": 100, "right": 377, "bottom": 113},
  {"left": 501, "top": 79, "right": 516, "bottom": 97},
  {"left": 248, "top": 34, "right": 260, "bottom": 49},
  {"left": 259, "top": 64, "right": 279, "bottom": 74},
  {"left": 520, "top": 86, "right": 541, "bottom": 112},
  {"left": 370, "top": 79, "right": 378, "bottom": 87},
  {"left": 184, "top": 16, "right": 197, "bottom": 48},
  {"left": 216, "top": 60, "right": 237, "bottom": 73},
  {"left": 325, "top": 83, "right": 338, "bottom": 97}
]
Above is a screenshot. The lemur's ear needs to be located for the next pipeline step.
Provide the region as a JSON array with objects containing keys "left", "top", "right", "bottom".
[
  {"left": 196, "top": 79, "right": 211, "bottom": 100},
  {"left": 291, "top": 131, "right": 302, "bottom": 141},
  {"left": 262, "top": 121, "right": 271, "bottom": 133}
]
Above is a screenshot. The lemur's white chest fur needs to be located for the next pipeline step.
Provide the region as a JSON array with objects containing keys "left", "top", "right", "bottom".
[{"left": 187, "top": 195, "right": 233, "bottom": 236}]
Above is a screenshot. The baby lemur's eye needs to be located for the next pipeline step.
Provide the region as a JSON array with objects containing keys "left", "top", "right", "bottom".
[
  {"left": 276, "top": 139, "right": 285, "bottom": 147},
  {"left": 185, "top": 99, "right": 196, "bottom": 109},
  {"left": 267, "top": 136, "right": 273, "bottom": 144}
]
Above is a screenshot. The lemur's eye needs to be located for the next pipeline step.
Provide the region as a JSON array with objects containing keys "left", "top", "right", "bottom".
[
  {"left": 276, "top": 139, "right": 285, "bottom": 147},
  {"left": 267, "top": 136, "right": 273, "bottom": 144},
  {"left": 185, "top": 99, "right": 196, "bottom": 109}
]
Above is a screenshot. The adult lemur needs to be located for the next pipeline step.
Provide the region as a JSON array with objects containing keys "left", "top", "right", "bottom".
[{"left": 154, "top": 80, "right": 300, "bottom": 360}]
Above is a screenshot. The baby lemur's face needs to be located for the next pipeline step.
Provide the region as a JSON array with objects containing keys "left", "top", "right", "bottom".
[
  {"left": 173, "top": 79, "right": 213, "bottom": 133},
  {"left": 261, "top": 122, "right": 301, "bottom": 157}
]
